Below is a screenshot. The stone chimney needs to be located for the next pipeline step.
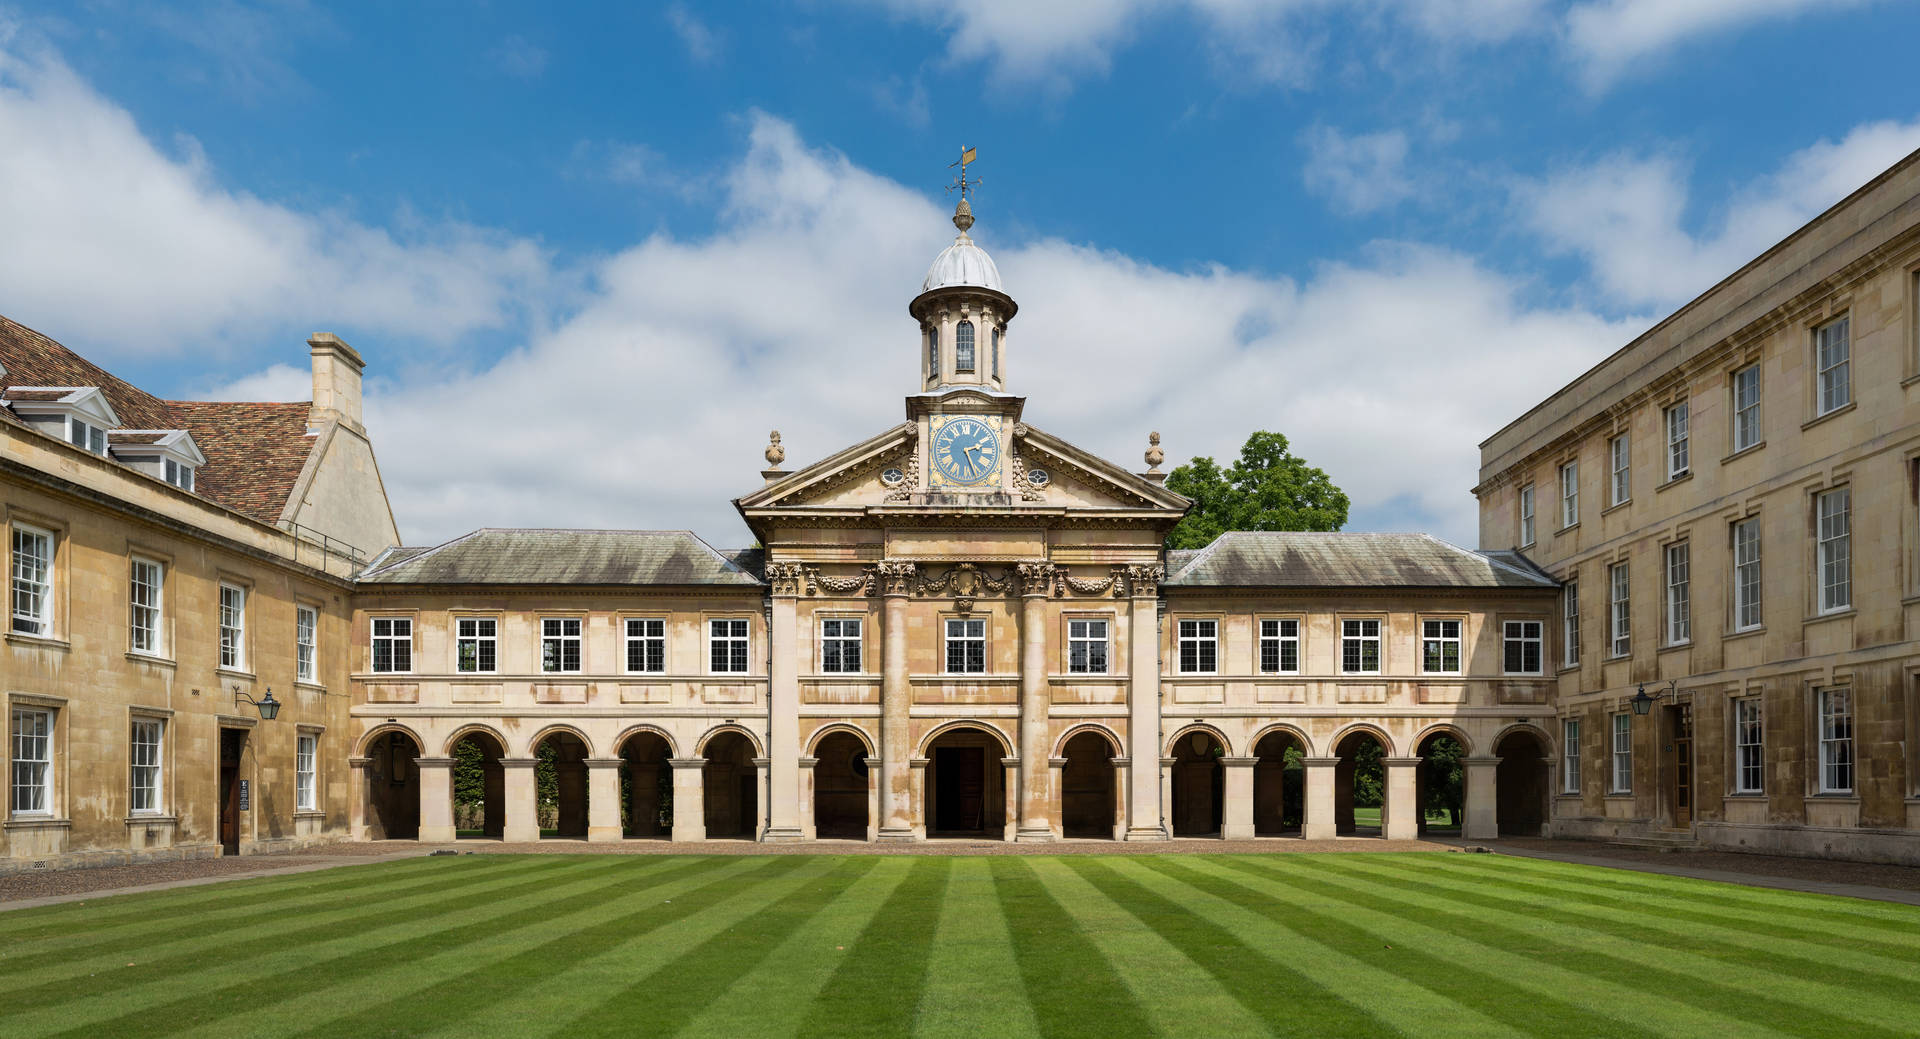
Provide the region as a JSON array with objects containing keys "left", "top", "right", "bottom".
[{"left": 307, "top": 333, "right": 365, "bottom": 434}]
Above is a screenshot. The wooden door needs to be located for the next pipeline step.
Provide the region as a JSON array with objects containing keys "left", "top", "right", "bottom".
[
  {"left": 1175, "top": 762, "right": 1217, "bottom": 835},
  {"left": 935, "top": 747, "right": 985, "bottom": 832},
  {"left": 219, "top": 728, "right": 246, "bottom": 854},
  {"left": 1671, "top": 705, "right": 1694, "bottom": 828}
]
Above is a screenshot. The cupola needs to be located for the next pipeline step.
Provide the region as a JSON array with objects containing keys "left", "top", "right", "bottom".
[{"left": 909, "top": 196, "right": 1017, "bottom": 394}]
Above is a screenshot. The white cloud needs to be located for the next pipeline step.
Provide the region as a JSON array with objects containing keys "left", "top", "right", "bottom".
[
  {"left": 0, "top": 42, "right": 554, "bottom": 358},
  {"left": 487, "top": 35, "right": 548, "bottom": 80},
  {"left": 195, "top": 362, "right": 309, "bottom": 402},
  {"left": 1519, "top": 119, "right": 1920, "bottom": 309},
  {"left": 1301, "top": 126, "right": 1414, "bottom": 214},
  {"left": 667, "top": 4, "right": 724, "bottom": 64},
  {"left": 1565, "top": 0, "right": 1875, "bottom": 90}
]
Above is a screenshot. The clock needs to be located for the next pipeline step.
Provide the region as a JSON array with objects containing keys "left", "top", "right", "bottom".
[{"left": 931, "top": 416, "right": 1002, "bottom": 487}]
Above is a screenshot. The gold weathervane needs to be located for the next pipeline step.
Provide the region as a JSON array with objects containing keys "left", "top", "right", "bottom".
[{"left": 946, "top": 146, "right": 980, "bottom": 201}]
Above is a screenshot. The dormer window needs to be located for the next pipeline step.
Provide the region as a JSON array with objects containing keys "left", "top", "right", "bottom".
[
  {"left": 164, "top": 460, "right": 195, "bottom": 491},
  {"left": 69, "top": 418, "right": 107, "bottom": 455},
  {"left": 4, "top": 386, "right": 119, "bottom": 456},
  {"left": 956, "top": 320, "right": 976, "bottom": 373}
]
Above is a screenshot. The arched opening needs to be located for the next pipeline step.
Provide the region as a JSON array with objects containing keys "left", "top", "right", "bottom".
[
  {"left": 1495, "top": 729, "right": 1551, "bottom": 836},
  {"left": 925, "top": 726, "right": 1006, "bottom": 839},
  {"left": 1253, "top": 730, "right": 1305, "bottom": 836},
  {"left": 1171, "top": 729, "right": 1224, "bottom": 837},
  {"left": 955, "top": 319, "right": 976, "bottom": 372},
  {"left": 449, "top": 730, "right": 505, "bottom": 839},
  {"left": 1334, "top": 729, "right": 1389, "bottom": 836},
  {"left": 365, "top": 730, "right": 421, "bottom": 840},
  {"left": 703, "top": 731, "right": 759, "bottom": 839},
  {"left": 812, "top": 732, "right": 870, "bottom": 840},
  {"left": 1415, "top": 731, "right": 1466, "bottom": 836},
  {"left": 534, "top": 730, "right": 590, "bottom": 839},
  {"left": 620, "top": 731, "right": 673, "bottom": 839},
  {"left": 1060, "top": 731, "right": 1116, "bottom": 839}
]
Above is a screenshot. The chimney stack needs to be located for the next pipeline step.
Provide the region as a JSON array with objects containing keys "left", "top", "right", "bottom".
[{"left": 307, "top": 333, "right": 365, "bottom": 434}]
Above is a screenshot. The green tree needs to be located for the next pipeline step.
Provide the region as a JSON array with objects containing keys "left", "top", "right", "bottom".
[
  {"left": 1421, "top": 736, "right": 1465, "bottom": 828},
  {"left": 1352, "top": 738, "right": 1384, "bottom": 808},
  {"left": 451, "top": 738, "right": 487, "bottom": 812},
  {"left": 1164, "top": 431, "right": 1349, "bottom": 550}
]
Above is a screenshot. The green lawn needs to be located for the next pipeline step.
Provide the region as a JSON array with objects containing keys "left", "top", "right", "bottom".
[{"left": 2, "top": 853, "right": 1916, "bottom": 1038}]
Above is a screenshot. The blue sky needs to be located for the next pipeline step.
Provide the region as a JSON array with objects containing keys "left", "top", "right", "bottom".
[{"left": 2, "top": 0, "right": 1917, "bottom": 549}]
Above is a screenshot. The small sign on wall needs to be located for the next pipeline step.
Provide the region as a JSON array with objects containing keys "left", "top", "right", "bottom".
[{"left": 238, "top": 779, "right": 251, "bottom": 812}]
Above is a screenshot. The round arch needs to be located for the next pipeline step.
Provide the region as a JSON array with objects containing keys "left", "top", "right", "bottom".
[
  {"left": 526, "top": 724, "right": 596, "bottom": 758},
  {"left": 1249, "top": 723, "right": 1315, "bottom": 758},
  {"left": 695, "top": 724, "right": 766, "bottom": 758},
  {"left": 1491, "top": 722, "right": 1556, "bottom": 758},
  {"left": 442, "top": 723, "right": 510, "bottom": 757},
  {"left": 613, "top": 724, "right": 679, "bottom": 758},
  {"left": 917, "top": 720, "right": 1013, "bottom": 758},
  {"left": 1329, "top": 722, "right": 1398, "bottom": 757},
  {"left": 806, "top": 724, "right": 876, "bottom": 757},
  {"left": 1165, "top": 723, "right": 1232, "bottom": 758},
  {"left": 1051, "top": 723, "right": 1122, "bottom": 759},
  {"left": 1411, "top": 723, "right": 1474, "bottom": 757},
  {"left": 355, "top": 722, "right": 425, "bottom": 758}
]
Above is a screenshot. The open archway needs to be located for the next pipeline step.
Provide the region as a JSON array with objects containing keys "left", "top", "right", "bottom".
[
  {"left": 1495, "top": 728, "right": 1551, "bottom": 836},
  {"left": 1253, "top": 729, "right": 1306, "bottom": 836},
  {"left": 1414, "top": 729, "right": 1467, "bottom": 836},
  {"left": 925, "top": 725, "right": 1007, "bottom": 838},
  {"left": 1334, "top": 728, "right": 1389, "bottom": 837},
  {"left": 703, "top": 731, "right": 759, "bottom": 839},
  {"left": 1171, "top": 728, "right": 1225, "bottom": 837},
  {"left": 365, "top": 729, "right": 421, "bottom": 839},
  {"left": 1060, "top": 730, "right": 1117, "bottom": 839},
  {"left": 533, "top": 730, "right": 590, "bottom": 839},
  {"left": 812, "top": 731, "right": 870, "bottom": 840},
  {"left": 449, "top": 729, "right": 505, "bottom": 839},
  {"left": 619, "top": 730, "right": 673, "bottom": 838}
]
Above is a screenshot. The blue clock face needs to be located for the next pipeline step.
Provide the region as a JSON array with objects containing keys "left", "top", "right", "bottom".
[{"left": 933, "top": 417, "right": 1001, "bottom": 485}]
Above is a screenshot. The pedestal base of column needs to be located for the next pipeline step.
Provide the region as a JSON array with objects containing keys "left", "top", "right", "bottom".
[
  {"left": 1302, "top": 822, "right": 1337, "bottom": 840},
  {"left": 1221, "top": 823, "right": 1254, "bottom": 840},
  {"left": 875, "top": 828, "right": 919, "bottom": 843},
  {"left": 503, "top": 825, "right": 540, "bottom": 844},
  {"left": 587, "top": 827, "right": 622, "bottom": 843},
  {"left": 1014, "top": 827, "right": 1055, "bottom": 843},
  {"left": 759, "top": 826, "right": 807, "bottom": 843},
  {"left": 418, "top": 825, "right": 455, "bottom": 843},
  {"left": 1123, "top": 827, "right": 1170, "bottom": 842}
]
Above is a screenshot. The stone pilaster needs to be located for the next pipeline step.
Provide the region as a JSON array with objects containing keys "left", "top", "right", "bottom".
[
  {"left": 1221, "top": 756, "right": 1257, "bottom": 840},
  {"left": 347, "top": 756, "right": 370, "bottom": 841},
  {"left": 1125, "top": 569, "right": 1168, "bottom": 840},
  {"left": 501, "top": 757, "right": 540, "bottom": 844},
  {"left": 1303, "top": 756, "right": 1339, "bottom": 840},
  {"left": 1463, "top": 755, "right": 1502, "bottom": 840},
  {"left": 1383, "top": 757, "right": 1422, "bottom": 840},
  {"left": 669, "top": 758, "right": 706, "bottom": 843},
  {"left": 763, "top": 562, "right": 806, "bottom": 842},
  {"left": 586, "top": 758, "right": 623, "bottom": 842},
  {"left": 1016, "top": 561, "right": 1054, "bottom": 842},
  {"left": 416, "top": 757, "right": 455, "bottom": 843},
  {"left": 877, "top": 561, "right": 917, "bottom": 841}
]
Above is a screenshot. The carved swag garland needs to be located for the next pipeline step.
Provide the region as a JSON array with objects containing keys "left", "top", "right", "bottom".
[{"left": 763, "top": 560, "right": 1166, "bottom": 605}]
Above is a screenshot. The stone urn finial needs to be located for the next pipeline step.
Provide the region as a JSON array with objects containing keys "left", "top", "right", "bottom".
[
  {"left": 953, "top": 197, "right": 974, "bottom": 235},
  {"left": 765, "top": 430, "right": 786, "bottom": 468},
  {"left": 1145, "top": 431, "right": 1164, "bottom": 472}
]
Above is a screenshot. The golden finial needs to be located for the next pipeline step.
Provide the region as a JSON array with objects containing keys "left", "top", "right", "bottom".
[{"left": 946, "top": 146, "right": 980, "bottom": 235}]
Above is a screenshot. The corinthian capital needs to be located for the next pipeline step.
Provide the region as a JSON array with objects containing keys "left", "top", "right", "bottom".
[
  {"left": 765, "top": 561, "right": 807, "bottom": 597},
  {"left": 1016, "top": 560, "right": 1055, "bottom": 597},
  {"left": 872, "top": 560, "right": 918, "bottom": 597},
  {"left": 1125, "top": 564, "right": 1165, "bottom": 598}
]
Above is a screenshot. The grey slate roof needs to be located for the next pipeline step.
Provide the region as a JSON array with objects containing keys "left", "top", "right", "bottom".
[
  {"left": 358, "top": 529, "right": 765, "bottom": 586},
  {"left": 1165, "top": 532, "right": 1558, "bottom": 589}
]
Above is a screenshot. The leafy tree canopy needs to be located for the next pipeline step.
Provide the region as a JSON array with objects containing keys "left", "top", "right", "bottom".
[{"left": 1164, "top": 431, "right": 1349, "bottom": 550}]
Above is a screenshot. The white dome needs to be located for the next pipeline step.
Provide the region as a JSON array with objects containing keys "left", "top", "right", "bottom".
[{"left": 921, "top": 234, "right": 1004, "bottom": 294}]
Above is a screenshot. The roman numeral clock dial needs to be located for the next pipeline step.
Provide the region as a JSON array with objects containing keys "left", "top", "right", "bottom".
[{"left": 931, "top": 416, "right": 1002, "bottom": 488}]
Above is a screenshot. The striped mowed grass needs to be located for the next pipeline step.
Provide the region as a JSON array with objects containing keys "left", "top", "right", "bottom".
[{"left": 1, "top": 853, "right": 1916, "bottom": 1038}]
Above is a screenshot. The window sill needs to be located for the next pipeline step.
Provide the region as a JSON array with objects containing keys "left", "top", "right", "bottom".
[
  {"left": 127, "top": 651, "right": 177, "bottom": 668},
  {"left": 1724, "top": 793, "right": 1765, "bottom": 801},
  {"left": 1600, "top": 499, "right": 1632, "bottom": 517},
  {"left": 1721, "top": 441, "right": 1765, "bottom": 465},
  {"left": 1519, "top": 541, "right": 1536, "bottom": 552},
  {"left": 5, "top": 632, "right": 70, "bottom": 651},
  {"left": 1557, "top": 663, "right": 1581, "bottom": 675},
  {"left": 215, "top": 667, "right": 255, "bottom": 681},
  {"left": 1657, "top": 640, "right": 1691, "bottom": 655},
  {"left": 1723, "top": 625, "right": 1765, "bottom": 642},
  {"left": 1555, "top": 523, "right": 1579, "bottom": 537},
  {"left": 1806, "top": 608, "right": 1854, "bottom": 624},
  {"left": 804, "top": 672, "right": 882, "bottom": 681},
  {"left": 369, "top": 671, "right": 416, "bottom": 678},
  {"left": 1556, "top": 793, "right": 1582, "bottom": 800},
  {"left": 293, "top": 810, "right": 326, "bottom": 820},
  {"left": 295, "top": 680, "right": 326, "bottom": 693},
  {"left": 1655, "top": 470, "right": 1692, "bottom": 493},
  {"left": 125, "top": 814, "right": 177, "bottom": 825},
  {"left": 1801, "top": 401, "right": 1856, "bottom": 432},
  {"left": 1603, "top": 793, "right": 1633, "bottom": 800},
  {"left": 1501, "top": 672, "right": 1546, "bottom": 679},
  {"left": 1809, "top": 793, "right": 1859, "bottom": 803},
  {"left": 3, "top": 816, "right": 70, "bottom": 831},
  {"left": 1604, "top": 652, "right": 1631, "bottom": 663}
]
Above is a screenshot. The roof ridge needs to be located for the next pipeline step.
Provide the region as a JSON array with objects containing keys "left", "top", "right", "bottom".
[
  {"left": 360, "top": 528, "right": 487, "bottom": 578},
  {"left": 1421, "top": 534, "right": 1557, "bottom": 585}
]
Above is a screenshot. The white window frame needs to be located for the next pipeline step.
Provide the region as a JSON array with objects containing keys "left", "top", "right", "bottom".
[
  {"left": 1608, "top": 562, "right": 1630, "bottom": 658},
  {"left": 1815, "top": 315, "right": 1850, "bottom": 417},
  {"left": 67, "top": 416, "right": 106, "bottom": 456},
  {"left": 1562, "top": 719, "right": 1581, "bottom": 794},
  {"left": 1067, "top": 617, "right": 1109, "bottom": 675},
  {"left": 295, "top": 604, "right": 318, "bottom": 683},
  {"left": 457, "top": 616, "right": 500, "bottom": 674},
  {"left": 944, "top": 617, "right": 986, "bottom": 675},
  {"left": 1609, "top": 432, "right": 1631, "bottom": 507},
  {"left": 11, "top": 524, "right": 54, "bottom": 637},
  {"left": 1421, "top": 618, "right": 1462, "bottom": 675},
  {"left": 622, "top": 617, "right": 664, "bottom": 675},
  {"left": 1664, "top": 542, "right": 1690, "bottom": 646},
  {"left": 1732, "top": 364, "right": 1762, "bottom": 452},
  {"left": 955, "top": 318, "right": 976, "bottom": 373},
  {"left": 1177, "top": 619, "right": 1218, "bottom": 675},
  {"left": 163, "top": 459, "right": 195, "bottom": 491},
  {"left": 1816, "top": 488, "right": 1851, "bottom": 615},
  {"left": 1562, "top": 579, "right": 1581, "bottom": 668},
  {"left": 1258, "top": 617, "right": 1300, "bottom": 675},
  {"left": 218, "top": 583, "right": 247, "bottom": 671},
  {"left": 1610, "top": 713, "right": 1632, "bottom": 794},
  {"left": 129, "top": 557, "right": 163, "bottom": 656},
  {"left": 1503, "top": 620, "right": 1544, "bottom": 676},
  {"left": 820, "top": 616, "right": 864, "bottom": 674},
  {"left": 371, "top": 616, "right": 413, "bottom": 674},
  {"left": 1817, "top": 688, "right": 1853, "bottom": 794},
  {"left": 708, "top": 618, "right": 750, "bottom": 675},
  {"left": 1518, "top": 483, "right": 1535, "bottom": 547},
  {"left": 1733, "top": 518, "right": 1762, "bottom": 631},
  {"left": 1559, "top": 461, "right": 1579, "bottom": 528},
  {"left": 1733, "top": 698, "right": 1763, "bottom": 795},
  {"left": 1664, "top": 401, "right": 1689, "bottom": 479},
  {"left": 542, "top": 617, "right": 583, "bottom": 674},
  {"left": 129, "top": 717, "right": 163, "bottom": 814},
  {"left": 1341, "top": 618, "right": 1382, "bottom": 675},
  {"left": 296, "top": 732, "right": 318, "bottom": 811},
  {"left": 11, "top": 707, "right": 53, "bottom": 815}
]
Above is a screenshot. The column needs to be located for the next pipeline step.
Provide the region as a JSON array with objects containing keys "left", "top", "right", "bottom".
[
  {"left": 798, "top": 756, "right": 818, "bottom": 840},
  {"left": 877, "top": 562, "right": 917, "bottom": 841},
  {"left": 348, "top": 757, "right": 370, "bottom": 841},
  {"left": 416, "top": 757, "right": 455, "bottom": 843},
  {"left": 1016, "top": 562, "right": 1054, "bottom": 842},
  {"left": 1125, "top": 568, "right": 1168, "bottom": 840},
  {"left": 669, "top": 758, "right": 707, "bottom": 842},
  {"left": 1002, "top": 756, "right": 1021, "bottom": 842},
  {"left": 501, "top": 757, "right": 539, "bottom": 844},
  {"left": 909, "top": 757, "right": 929, "bottom": 840},
  {"left": 751, "top": 757, "right": 771, "bottom": 839},
  {"left": 763, "top": 565, "right": 805, "bottom": 841},
  {"left": 1383, "top": 757, "right": 1421, "bottom": 840},
  {"left": 1112, "top": 757, "right": 1130, "bottom": 840},
  {"left": 1303, "top": 757, "right": 1338, "bottom": 840},
  {"left": 1463, "top": 756, "right": 1502, "bottom": 841},
  {"left": 586, "top": 758, "right": 623, "bottom": 842},
  {"left": 1221, "top": 756, "right": 1257, "bottom": 840}
]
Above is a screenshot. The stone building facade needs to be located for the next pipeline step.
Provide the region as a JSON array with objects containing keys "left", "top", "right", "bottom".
[{"left": 1477, "top": 148, "right": 1920, "bottom": 864}]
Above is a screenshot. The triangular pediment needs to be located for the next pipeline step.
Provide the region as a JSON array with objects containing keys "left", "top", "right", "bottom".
[{"left": 735, "top": 422, "right": 918, "bottom": 511}]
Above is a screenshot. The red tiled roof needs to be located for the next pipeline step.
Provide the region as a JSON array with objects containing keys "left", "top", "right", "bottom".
[
  {"left": 0, "top": 313, "right": 317, "bottom": 525},
  {"left": 3, "top": 388, "right": 76, "bottom": 402}
]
